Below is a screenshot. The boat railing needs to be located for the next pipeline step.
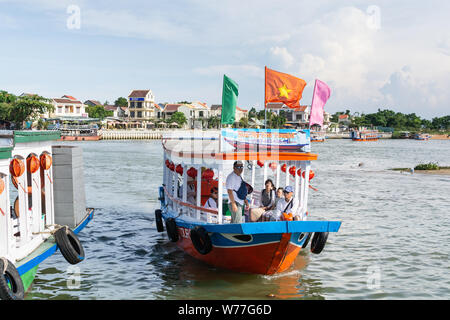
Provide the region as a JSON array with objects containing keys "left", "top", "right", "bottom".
[{"left": 0, "top": 155, "right": 56, "bottom": 262}]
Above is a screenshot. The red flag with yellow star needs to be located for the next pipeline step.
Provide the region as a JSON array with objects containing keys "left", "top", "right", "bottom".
[{"left": 264, "top": 66, "right": 307, "bottom": 108}]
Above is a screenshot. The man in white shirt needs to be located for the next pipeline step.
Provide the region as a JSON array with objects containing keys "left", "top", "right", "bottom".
[
  {"left": 275, "top": 186, "right": 300, "bottom": 221},
  {"left": 226, "top": 161, "right": 249, "bottom": 223}
]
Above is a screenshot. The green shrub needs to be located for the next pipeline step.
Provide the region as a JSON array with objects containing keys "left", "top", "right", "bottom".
[{"left": 414, "top": 162, "right": 439, "bottom": 170}]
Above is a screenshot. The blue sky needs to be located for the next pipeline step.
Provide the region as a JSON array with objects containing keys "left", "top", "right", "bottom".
[{"left": 1, "top": 0, "right": 449, "bottom": 119}]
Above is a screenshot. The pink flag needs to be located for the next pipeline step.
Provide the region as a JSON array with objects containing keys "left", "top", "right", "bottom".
[{"left": 309, "top": 79, "right": 331, "bottom": 127}]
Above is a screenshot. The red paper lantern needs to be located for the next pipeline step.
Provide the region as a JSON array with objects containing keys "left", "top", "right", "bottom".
[
  {"left": 257, "top": 160, "right": 264, "bottom": 167},
  {"left": 0, "top": 178, "right": 4, "bottom": 195},
  {"left": 289, "top": 166, "right": 296, "bottom": 177},
  {"left": 281, "top": 164, "right": 286, "bottom": 173},
  {"left": 169, "top": 162, "right": 175, "bottom": 171},
  {"left": 175, "top": 164, "right": 183, "bottom": 175},
  {"left": 202, "top": 168, "right": 214, "bottom": 180},
  {"left": 269, "top": 162, "right": 277, "bottom": 171},
  {"left": 297, "top": 168, "right": 302, "bottom": 176},
  {"left": 302, "top": 170, "right": 315, "bottom": 180},
  {"left": 187, "top": 167, "right": 198, "bottom": 178},
  {"left": 165, "top": 159, "right": 170, "bottom": 168}
]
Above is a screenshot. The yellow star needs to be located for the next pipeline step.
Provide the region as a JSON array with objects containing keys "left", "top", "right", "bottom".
[{"left": 278, "top": 84, "right": 291, "bottom": 99}]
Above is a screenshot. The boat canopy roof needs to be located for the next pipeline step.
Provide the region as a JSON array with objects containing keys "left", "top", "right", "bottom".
[
  {"left": 163, "top": 129, "right": 317, "bottom": 162},
  {"left": 0, "top": 130, "right": 61, "bottom": 146}
]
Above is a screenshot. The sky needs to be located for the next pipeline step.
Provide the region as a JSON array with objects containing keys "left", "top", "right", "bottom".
[{"left": 0, "top": 0, "right": 449, "bottom": 119}]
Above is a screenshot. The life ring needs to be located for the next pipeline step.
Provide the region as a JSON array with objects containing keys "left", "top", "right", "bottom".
[
  {"left": 54, "top": 226, "right": 85, "bottom": 264},
  {"left": 190, "top": 226, "right": 212, "bottom": 255},
  {"left": 0, "top": 258, "right": 25, "bottom": 300},
  {"left": 310, "top": 232, "right": 329, "bottom": 254},
  {"left": 165, "top": 218, "right": 179, "bottom": 242},
  {"left": 13, "top": 196, "right": 19, "bottom": 218},
  {"left": 155, "top": 209, "right": 164, "bottom": 232},
  {"left": 301, "top": 232, "right": 312, "bottom": 249}
]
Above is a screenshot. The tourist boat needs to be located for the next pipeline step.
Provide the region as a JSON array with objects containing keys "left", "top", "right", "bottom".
[
  {"left": 156, "top": 128, "right": 341, "bottom": 275},
  {"left": 310, "top": 131, "right": 326, "bottom": 142},
  {"left": 59, "top": 123, "right": 101, "bottom": 141},
  {"left": 0, "top": 130, "right": 93, "bottom": 300},
  {"left": 412, "top": 133, "right": 430, "bottom": 141},
  {"left": 222, "top": 128, "right": 309, "bottom": 152},
  {"left": 351, "top": 130, "right": 380, "bottom": 141}
]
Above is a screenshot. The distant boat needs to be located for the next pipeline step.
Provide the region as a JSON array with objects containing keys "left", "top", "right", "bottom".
[
  {"left": 412, "top": 133, "right": 430, "bottom": 141},
  {"left": 351, "top": 130, "right": 380, "bottom": 141},
  {"left": 59, "top": 123, "right": 101, "bottom": 141}
]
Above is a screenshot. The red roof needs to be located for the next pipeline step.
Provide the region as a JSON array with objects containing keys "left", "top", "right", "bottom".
[
  {"left": 293, "top": 105, "right": 307, "bottom": 112},
  {"left": 62, "top": 95, "right": 77, "bottom": 100},
  {"left": 129, "top": 90, "right": 150, "bottom": 98},
  {"left": 104, "top": 105, "right": 118, "bottom": 111},
  {"left": 266, "top": 102, "right": 284, "bottom": 109},
  {"left": 53, "top": 98, "right": 82, "bottom": 104},
  {"left": 163, "top": 104, "right": 182, "bottom": 112},
  {"left": 236, "top": 106, "right": 248, "bottom": 112},
  {"left": 339, "top": 115, "right": 349, "bottom": 119}
]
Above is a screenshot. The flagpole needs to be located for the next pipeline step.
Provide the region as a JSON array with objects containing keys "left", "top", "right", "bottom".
[
  {"left": 264, "top": 66, "right": 267, "bottom": 129},
  {"left": 309, "top": 79, "right": 317, "bottom": 131}
]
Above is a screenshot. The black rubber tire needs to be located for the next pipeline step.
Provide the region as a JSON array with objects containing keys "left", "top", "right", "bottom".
[
  {"left": 55, "top": 226, "right": 85, "bottom": 264},
  {"left": 190, "top": 226, "right": 212, "bottom": 255},
  {"left": 0, "top": 258, "right": 25, "bottom": 300},
  {"left": 165, "top": 218, "right": 179, "bottom": 242},
  {"left": 310, "top": 232, "right": 329, "bottom": 254},
  {"left": 155, "top": 210, "right": 164, "bottom": 232},
  {"left": 301, "top": 232, "right": 312, "bottom": 249}
]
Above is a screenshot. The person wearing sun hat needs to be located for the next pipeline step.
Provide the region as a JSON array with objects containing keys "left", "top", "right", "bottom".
[{"left": 275, "top": 185, "right": 300, "bottom": 221}]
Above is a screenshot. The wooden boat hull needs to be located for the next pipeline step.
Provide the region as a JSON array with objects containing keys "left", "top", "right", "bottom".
[
  {"left": 175, "top": 225, "right": 303, "bottom": 275},
  {"left": 352, "top": 138, "right": 378, "bottom": 141},
  {"left": 60, "top": 135, "right": 101, "bottom": 141}
]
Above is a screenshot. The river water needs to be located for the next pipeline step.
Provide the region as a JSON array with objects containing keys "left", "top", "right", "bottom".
[{"left": 26, "top": 138, "right": 450, "bottom": 300}]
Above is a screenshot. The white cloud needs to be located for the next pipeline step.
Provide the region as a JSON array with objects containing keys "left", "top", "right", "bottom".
[{"left": 269, "top": 47, "right": 294, "bottom": 68}]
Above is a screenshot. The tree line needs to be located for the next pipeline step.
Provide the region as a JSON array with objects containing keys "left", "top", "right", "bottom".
[{"left": 331, "top": 109, "right": 449, "bottom": 132}]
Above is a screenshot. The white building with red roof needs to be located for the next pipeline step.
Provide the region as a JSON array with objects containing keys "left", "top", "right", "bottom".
[{"left": 49, "top": 96, "right": 87, "bottom": 118}]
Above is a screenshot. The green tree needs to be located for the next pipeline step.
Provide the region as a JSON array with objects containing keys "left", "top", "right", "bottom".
[
  {"left": 239, "top": 117, "right": 249, "bottom": 128},
  {"left": 114, "top": 97, "right": 128, "bottom": 108},
  {"left": 86, "top": 105, "right": 113, "bottom": 119},
  {"left": 170, "top": 111, "right": 187, "bottom": 126},
  {"left": 0, "top": 91, "right": 54, "bottom": 129}
]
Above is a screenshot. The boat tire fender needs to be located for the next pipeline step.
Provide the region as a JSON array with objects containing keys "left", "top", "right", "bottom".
[
  {"left": 190, "top": 226, "right": 212, "bottom": 255},
  {"left": 0, "top": 258, "right": 25, "bottom": 300},
  {"left": 165, "top": 218, "right": 179, "bottom": 242},
  {"left": 55, "top": 226, "right": 85, "bottom": 264},
  {"left": 310, "top": 232, "right": 329, "bottom": 254},
  {"left": 155, "top": 209, "right": 164, "bottom": 232},
  {"left": 301, "top": 232, "right": 312, "bottom": 249}
]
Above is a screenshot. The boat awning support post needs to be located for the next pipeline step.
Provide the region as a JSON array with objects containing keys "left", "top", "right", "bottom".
[
  {"left": 196, "top": 166, "right": 201, "bottom": 220},
  {"left": 217, "top": 164, "right": 223, "bottom": 224}
]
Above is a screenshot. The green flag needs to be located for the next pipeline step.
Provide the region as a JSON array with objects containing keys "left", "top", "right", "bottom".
[{"left": 221, "top": 74, "right": 239, "bottom": 125}]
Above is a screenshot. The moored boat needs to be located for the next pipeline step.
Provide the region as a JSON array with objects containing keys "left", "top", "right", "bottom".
[
  {"left": 412, "top": 133, "right": 430, "bottom": 141},
  {"left": 0, "top": 130, "right": 93, "bottom": 299},
  {"left": 351, "top": 130, "right": 380, "bottom": 141},
  {"left": 157, "top": 128, "right": 341, "bottom": 275}
]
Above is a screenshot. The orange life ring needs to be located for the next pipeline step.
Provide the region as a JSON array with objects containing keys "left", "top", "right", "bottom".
[
  {"left": 0, "top": 178, "right": 4, "bottom": 195},
  {"left": 10, "top": 158, "right": 25, "bottom": 177}
]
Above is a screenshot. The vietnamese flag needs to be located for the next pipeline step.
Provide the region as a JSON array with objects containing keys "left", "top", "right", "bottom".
[{"left": 265, "top": 66, "right": 307, "bottom": 108}]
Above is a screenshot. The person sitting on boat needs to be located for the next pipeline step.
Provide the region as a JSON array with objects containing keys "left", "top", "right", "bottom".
[
  {"left": 204, "top": 187, "right": 218, "bottom": 209},
  {"left": 187, "top": 176, "right": 197, "bottom": 204},
  {"left": 261, "top": 187, "right": 284, "bottom": 221},
  {"left": 226, "top": 160, "right": 249, "bottom": 224},
  {"left": 249, "top": 179, "right": 276, "bottom": 222},
  {"left": 275, "top": 186, "right": 300, "bottom": 221}
]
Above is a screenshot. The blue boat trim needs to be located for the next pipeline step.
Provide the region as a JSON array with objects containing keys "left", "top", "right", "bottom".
[
  {"left": 167, "top": 214, "right": 341, "bottom": 235},
  {"left": 16, "top": 208, "right": 94, "bottom": 276}
]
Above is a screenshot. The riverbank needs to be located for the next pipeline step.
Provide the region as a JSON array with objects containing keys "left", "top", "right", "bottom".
[
  {"left": 430, "top": 134, "right": 450, "bottom": 140},
  {"left": 390, "top": 167, "right": 450, "bottom": 175}
]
